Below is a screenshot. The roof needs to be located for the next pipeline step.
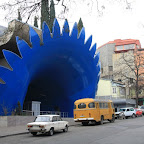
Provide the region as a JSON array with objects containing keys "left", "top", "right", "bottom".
[
  {"left": 120, "top": 107, "right": 134, "bottom": 109},
  {"left": 98, "top": 39, "right": 141, "bottom": 49},
  {"left": 74, "top": 98, "right": 94, "bottom": 104},
  {"left": 100, "top": 78, "right": 125, "bottom": 86},
  {"left": 37, "top": 115, "right": 60, "bottom": 117},
  {"left": 74, "top": 98, "right": 112, "bottom": 104}
]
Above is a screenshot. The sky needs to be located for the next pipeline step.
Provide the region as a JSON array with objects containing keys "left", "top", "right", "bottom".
[{"left": 0, "top": 0, "right": 144, "bottom": 48}]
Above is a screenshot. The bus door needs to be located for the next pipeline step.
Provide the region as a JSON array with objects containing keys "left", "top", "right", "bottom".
[
  {"left": 108, "top": 102, "right": 114, "bottom": 119},
  {"left": 77, "top": 103, "right": 89, "bottom": 118}
]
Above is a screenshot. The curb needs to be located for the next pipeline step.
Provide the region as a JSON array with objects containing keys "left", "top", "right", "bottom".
[
  {"left": 0, "top": 124, "right": 80, "bottom": 138},
  {"left": 0, "top": 132, "right": 29, "bottom": 138}
]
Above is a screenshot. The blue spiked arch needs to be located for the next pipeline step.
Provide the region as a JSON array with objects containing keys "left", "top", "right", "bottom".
[{"left": 0, "top": 19, "right": 100, "bottom": 117}]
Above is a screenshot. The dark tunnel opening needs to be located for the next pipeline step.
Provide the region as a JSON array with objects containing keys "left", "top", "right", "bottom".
[{"left": 23, "top": 56, "right": 91, "bottom": 117}]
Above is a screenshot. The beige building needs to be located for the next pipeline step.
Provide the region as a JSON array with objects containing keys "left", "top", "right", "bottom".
[
  {"left": 96, "top": 79, "right": 126, "bottom": 98},
  {"left": 97, "top": 39, "right": 143, "bottom": 99}
]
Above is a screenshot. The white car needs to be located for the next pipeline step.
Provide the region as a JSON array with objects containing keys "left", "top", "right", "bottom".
[
  {"left": 27, "top": 115, "right": 69, "bottom": 136},
  {"left": 115, "top": 111, "right": 125, "bottom": 119},
  {"left": 119, "top": 107, "right": 136, "bottom": 118}
]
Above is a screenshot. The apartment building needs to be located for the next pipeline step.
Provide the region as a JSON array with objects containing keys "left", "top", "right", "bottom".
[
  {"left": 97, "top": 39, "right": 141, "bottom": 80},
  {"left": 97, "top": 39, "right": 144, "bottom": 102}
]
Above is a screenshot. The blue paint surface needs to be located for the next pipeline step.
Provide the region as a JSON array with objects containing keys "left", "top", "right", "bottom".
[{"left": 0, "top": 19, "right": 100, "bottom": 117}]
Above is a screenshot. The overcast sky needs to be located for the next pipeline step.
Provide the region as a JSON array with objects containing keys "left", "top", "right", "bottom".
[{"left": 0, "top": 0, "right": 144, "bottom": 48}]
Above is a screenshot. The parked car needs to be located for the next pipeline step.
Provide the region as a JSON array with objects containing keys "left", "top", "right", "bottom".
[
  {"left": 115, "top": 111, "right": 125, "bottom": 119},
  {"left": 27, "top": 115, "right": 69, "bottom": 136},
  {"left": 119, "top": 107, "right": 136, "bottom": 119},
  {"left": 135, "top": 108, "right": 143, "bottom": 117},
  {"left": 140, "top": 105, "right": 144, "bottom": 115}
]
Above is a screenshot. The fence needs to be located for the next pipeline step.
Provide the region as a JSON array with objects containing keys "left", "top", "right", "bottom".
[
  {"left": 22, "top": 110, "right": 69, "bottom": 118},
  {"left": 95, "top": 95, "right": 126, "bottom": 100},
  {"left": 95, "top": 96, "right": 136, "bottom": 105}
]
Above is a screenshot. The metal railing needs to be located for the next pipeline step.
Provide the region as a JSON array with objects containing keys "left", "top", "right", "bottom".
[
  {"left": 22, "top": 110, "right": 69, "bottom": 118},
  {"left": 95, "top": 95, "right": 126, "bottom": 100}
]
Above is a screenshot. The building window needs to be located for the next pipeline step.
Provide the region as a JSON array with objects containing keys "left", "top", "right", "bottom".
[
  {"left": 129, "top": 78, "right": 133, "bottom": 83},
  {"left": 137, "top": 45, "right": 140, "bottom": 49},
  {"left": 101, "top": 68, "right": 103, "bottom": 73},
  {"left": 120, "top": 87, "right": 126, "bottom": 95},
  {"left": 113, "top": 87, "right": 116, "bottom": 94},
  {"left": 124, "top": 44, "right": 135, "bottom": 50},
  {"left": 109, "top": 66, "right": 113, "bottom": 71},
  {"left": 116, "top": 45, "right": 123, "bottom": 51}
]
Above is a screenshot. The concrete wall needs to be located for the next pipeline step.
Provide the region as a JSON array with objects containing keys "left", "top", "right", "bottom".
[
  {"left": 97, "top": 79, "right": 112, "bottom": 96},
  {"left": 0, "top": 116, "right": 35, "bottom": 127},
  {"left": 97, "top": 43, "right": 115, "bottom": 79},
  {"left": 0, "top": 116, "right": 79, "bottom": 127},
  {"left": 0, "top": 116, "right": 7, "bottom": 127}
]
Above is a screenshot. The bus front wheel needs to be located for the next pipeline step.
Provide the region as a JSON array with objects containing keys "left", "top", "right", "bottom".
[{"left": 82, "top": 122, "right": 89, "bottom": 126}]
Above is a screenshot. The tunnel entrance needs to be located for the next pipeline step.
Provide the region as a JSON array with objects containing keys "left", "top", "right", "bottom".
[
  {"left": 23, "top": 56, "right": 89, "bottom": 116},
  {"left": 23, "top": 76, "right": 66, "bottom": 112}
]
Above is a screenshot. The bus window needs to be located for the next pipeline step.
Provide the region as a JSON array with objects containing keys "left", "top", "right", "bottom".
[
  {"left": 103, "top": 103, "right": 106, "bottom": 108},
  {"left": 99, "top": 102, "right": 103, "bottom": 109},
  {"left": 111, "top": 103, "right": 114, "bottom": 108},
  {"left": 74, "top": 104, "right": 76, "bottom": 109},
  {"left": 78, "top": 103, "right": 86, "bottom": 109},
  {"left": 105, "top": 103, "right": 108, "bottom": 108},
  {"left": 88, "top": 102, "right": 95, "bottom": 108}
]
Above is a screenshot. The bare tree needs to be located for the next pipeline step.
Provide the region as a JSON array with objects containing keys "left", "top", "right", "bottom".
[
  {"left": 0, "top": 0, "right": 133, "bottom": 24},
  {"left": 113, "top": 49, "right": 144, "bottom": 107}
]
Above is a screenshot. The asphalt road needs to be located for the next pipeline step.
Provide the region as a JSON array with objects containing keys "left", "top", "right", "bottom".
[{"left": 1, "top": 117, "right": 144, "bottom": 144}]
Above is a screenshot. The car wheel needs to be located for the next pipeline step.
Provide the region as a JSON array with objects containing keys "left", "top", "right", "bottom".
[
  {"left": 121, "top": 115, "right": 125, "bottom": 120},
  {"left": 31, "top": 132, "right": 37, "bottom": 136},
  {"left": 100, "top": 116, "right": 104, "bottom": 125},
  {"left": 63, "top": 125, "right": 68, "bottom": 132},
  {"left": 132, "top": 114, "right": 135, "bottom": 118},
  {"left": 49, "top": 128, "right": 54, "bottom": 136}
]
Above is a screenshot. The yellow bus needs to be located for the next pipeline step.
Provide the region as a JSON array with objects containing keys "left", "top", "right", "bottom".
[{"left": 74, "top": 98, "right": 115, "bottom": 125}]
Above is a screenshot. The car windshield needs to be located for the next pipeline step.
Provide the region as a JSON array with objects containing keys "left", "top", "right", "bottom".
[
  {"left": 35, "top": 116, "right": 50, "bottom": 122},
  {"left": 119, "top": 109, "right": 126, "bottom": 112}
]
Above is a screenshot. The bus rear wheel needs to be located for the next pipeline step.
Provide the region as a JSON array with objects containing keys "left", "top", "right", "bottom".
[
  {"left": 100, "top": 116, "right": 104, "bottom": 125},
  {"left": 82, "top": 122, "right": 89, "bottom": 126},
  {"left": 109, "top": 114, "right": 115, "bottom": 123}
]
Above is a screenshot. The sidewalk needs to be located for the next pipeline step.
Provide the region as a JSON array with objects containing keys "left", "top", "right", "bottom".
[
  {"left": 0, "top": 125, "right": 28, "bottom": 138},
  {"left": 0, "top": 122, "right": 80, "bottom": 138}
]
